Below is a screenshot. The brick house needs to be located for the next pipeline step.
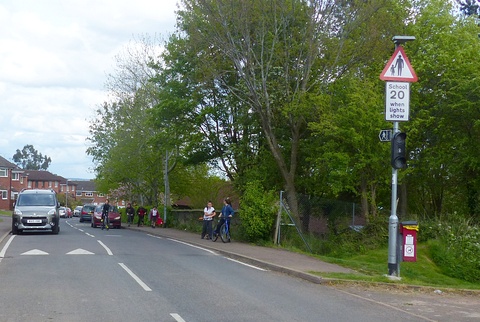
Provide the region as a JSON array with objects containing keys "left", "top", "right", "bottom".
[
  {"left": 0, "top": 156, "right": 27, "bottom": 210},
  {"left": 70, "top": 180, "right": 109, "bottom": 206}
]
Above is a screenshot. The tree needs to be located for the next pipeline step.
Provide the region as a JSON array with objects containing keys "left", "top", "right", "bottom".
[
  {"left": 167, "top": 0, "right": 400, "bottom": 221},
  {"left": 13, "top": 145, "right": 51, "bottom": 170}
]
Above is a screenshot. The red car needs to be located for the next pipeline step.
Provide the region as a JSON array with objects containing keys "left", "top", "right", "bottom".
[{"left": 91, "top": 204, "right": 121, "bottom": 229}]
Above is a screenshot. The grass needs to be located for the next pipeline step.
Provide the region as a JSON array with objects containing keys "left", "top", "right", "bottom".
[{"left": 310, "top": 244, "right": 480, "bottom": 290}]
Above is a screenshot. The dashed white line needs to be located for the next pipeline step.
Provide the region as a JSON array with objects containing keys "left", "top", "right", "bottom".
[
  {"left": 166, "top": 238, "right": 218, "bottom": 255},
  {"left": 97, "top": 240, "right": 113, "bottom": 255},
  {"left": 226, "top": 258, "right": 267, "bottom": 271},
  {"left": 118, "top": 263, "right": 152, "bottom": 291},
  {"left": 170, "top": 313, "right": 186, "bottom": 322}
]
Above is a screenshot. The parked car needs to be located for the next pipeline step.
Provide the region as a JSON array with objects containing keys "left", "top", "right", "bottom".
[
  {"left": 79, "top": 204, "right": 95, "bottom": 222},
  {"left": 59, "top": 207, "right": 67, "bottom": 218},
  {"left": 73, "top": 206, "right": 82, "bottom": 217},
  {"left": 92, "top": 204, "right": 121, "bottom": 229}
]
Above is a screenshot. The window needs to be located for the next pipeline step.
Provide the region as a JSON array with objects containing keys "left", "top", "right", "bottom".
[
  {"left": 28, "top": 181, "right": 32, "bottom": 188},
  {"left": 98, "top": 193, "right": 104, "bottom": 197},
  {"left": 0, "top": 168, "right": 7, "bottom": 177},
  {"left": 76, "top": 191, "right": 82, "bottom": 196},
  {"left": 1, "top": 190, "right": 7, "bottom": 199},
  {"left": 49, "top": 181, "right": 52, "bottom": 188},
  {"left": 85, "top": 192, "right": 93, "bottom": 197},
  {"left": 12, "top": 173, "right": 20, "bottom": 181}
]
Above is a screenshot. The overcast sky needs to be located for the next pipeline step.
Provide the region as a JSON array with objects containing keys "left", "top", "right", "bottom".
[{"left": 0, "top": 0, "right": 178, "bottom": 179}]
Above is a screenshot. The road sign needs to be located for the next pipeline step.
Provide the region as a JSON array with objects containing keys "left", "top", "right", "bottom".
[
  {"left": 379, "top": 129, "right": 392, "bottom": 142},
  {"left": 379, "top": 46, "right": 417, "bottom": 82},
  {"left": 385, "top": 82, "right": 410, "bottom": 121}
]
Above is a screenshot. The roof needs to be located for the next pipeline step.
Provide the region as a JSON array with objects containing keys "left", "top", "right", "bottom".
[
  {"left": 24, "top": 170, "right": 66, "bottom": 182},
  {"left": 0, "top": 155, "right": 19, "bottom": 169},
  {"left": 70, "top": 180, "right": 96, "bottom": 192}
]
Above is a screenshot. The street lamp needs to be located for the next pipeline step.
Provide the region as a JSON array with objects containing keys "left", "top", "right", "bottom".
[{"left": 65, "top": 179, "right": 68, "bottom": 214}]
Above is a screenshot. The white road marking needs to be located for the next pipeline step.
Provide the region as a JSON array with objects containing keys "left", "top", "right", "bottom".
[
  {"left": 97, "top": 240, "right": 113, "bottom": 255},
  {"left": 226, "top": 258, "right": 267, "bottom": 271},
  {"left": 147, "top": 234, "right": 163, "bottom": 239},
  {"left": 166, "top": 238, "right": 218, "bottom": 255},
  {"left": 86, "top": 233, "right": 95, "bottom": 238},
  {"left": 21, "top": 249, "right": 49, "bottom": 255},
  {"left": 170, "top": 313, "right": 186, "bottom": 322},
  {"left": 0, "top": 235, "right": 15, "bottom": 258},
  {"left": 66, "top": 248, "right": 94, "bottom": 255},
  {"left": 118, "top": 263, "right": 152, "bottom": 291}
]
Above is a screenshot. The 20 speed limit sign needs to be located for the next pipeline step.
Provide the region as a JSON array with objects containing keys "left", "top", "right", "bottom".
[{"left": 385, "top": 82, "right": 410, "bottom": 121}]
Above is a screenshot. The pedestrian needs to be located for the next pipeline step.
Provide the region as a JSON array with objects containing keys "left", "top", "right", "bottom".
[
  {"left": 137, "top": 205, "right": 146, "bottom": 227},
  {"left": 125, "top": 202, "right": 135, "bottom": 227},
  {"left": 149, "top": 206, "right": 159, "bottom": 228},
  {"left": 213, "top": 197, "right": 234, "bottom": 237},
  {"left": 201, "top": 201, "right": 215, "bottom": 239}
]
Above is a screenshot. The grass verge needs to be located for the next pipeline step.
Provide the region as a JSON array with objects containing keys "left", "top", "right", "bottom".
[{"left": 310, "top": 244, "right": 480, "bottom": 290}]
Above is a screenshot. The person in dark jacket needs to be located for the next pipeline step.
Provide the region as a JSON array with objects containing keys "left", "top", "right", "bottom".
[
  {"left": 125, "top": 203, "right": 135, "bottom": 227},
  {"left": 213, "top": 197, "right": 234, "bottom": 237},
  {"left": 137, "top": 206, "right": 146, "bottom": 227}
]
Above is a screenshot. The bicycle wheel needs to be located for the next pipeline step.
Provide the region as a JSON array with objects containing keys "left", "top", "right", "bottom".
[
  {"left": 212, "top": 229, "right": 219, "bottom": 242},
  {"left": 220, "top": 223, "right": 230, "bottom": 243}
]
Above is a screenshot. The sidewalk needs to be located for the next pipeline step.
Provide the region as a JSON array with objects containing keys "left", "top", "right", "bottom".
[{"left": 127, "top": 224, "right": 354, "bottom": 283}]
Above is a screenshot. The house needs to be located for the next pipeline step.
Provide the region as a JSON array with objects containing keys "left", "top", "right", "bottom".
[
  {"left": 0, "top": 156, "right": 27, "bottom": 210},
  {"left": 70, "top": 180, "right": 108, "bottom": 205},
  {"left": 23, "top": 170, "right": 69, "bottom": 193}
]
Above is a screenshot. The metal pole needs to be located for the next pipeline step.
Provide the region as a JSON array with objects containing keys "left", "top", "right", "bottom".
[
  {"left": 163, "top": 150, "right": 168, "bottom": 226},
  {"left": 388, "top": 121, "right": 399, "bottom": 276}
]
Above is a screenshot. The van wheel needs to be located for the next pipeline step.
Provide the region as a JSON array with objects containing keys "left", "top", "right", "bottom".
[
  {"left": 52, "top": 225, "right": 59, "bottom": 235},
  {"left": 11, "top": 223, "right": 18, "bottom": 235}
]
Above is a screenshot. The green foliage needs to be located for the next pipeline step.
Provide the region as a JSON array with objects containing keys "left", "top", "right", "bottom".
[
  {"left": 424, "top": 217, "right": 480, "bottom": 283},
  {"left": 238, "top": 181, "right": 278, "bottom": 243}
]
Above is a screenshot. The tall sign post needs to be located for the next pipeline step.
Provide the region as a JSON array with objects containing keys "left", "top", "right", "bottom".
[{"left": 379, "top": 36, "right": 417, "bottom": 277}]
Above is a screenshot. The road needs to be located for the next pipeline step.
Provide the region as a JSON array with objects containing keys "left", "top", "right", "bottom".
[{"left": 0, "top": 219, "right": 446, "bottom": 321}]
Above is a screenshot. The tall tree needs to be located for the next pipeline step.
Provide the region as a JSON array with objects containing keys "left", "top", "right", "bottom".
[
  {"left": 169, "top": 0, "right": 397, "bottom": 220},
  {"left": 13, "top": 145, "right": 51, "bottom": 170},
  {"left": 406, "top": 0, "right": 480, "bottom": 219}
]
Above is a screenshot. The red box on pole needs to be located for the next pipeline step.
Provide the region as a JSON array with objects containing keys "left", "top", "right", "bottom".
[{"left": 401, "top": 221, "right": 418, "bottom": 262}]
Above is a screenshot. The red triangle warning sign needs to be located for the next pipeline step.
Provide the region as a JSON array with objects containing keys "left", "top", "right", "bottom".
[{"left": 380, "top": 46, "right": 418, "bottom": 82}]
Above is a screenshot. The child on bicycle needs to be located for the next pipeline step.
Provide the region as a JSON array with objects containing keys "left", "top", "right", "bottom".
[{"left": 213, "top": 197, "right": 234, "bottom": 237}]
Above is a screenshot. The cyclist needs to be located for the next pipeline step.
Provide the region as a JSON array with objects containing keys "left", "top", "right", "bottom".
[
  {"left": 101, "top": 198, "right": 111, "bottom": 230},
  {"left": 213, "top": 197, "right": 234, "bottom": 237}
]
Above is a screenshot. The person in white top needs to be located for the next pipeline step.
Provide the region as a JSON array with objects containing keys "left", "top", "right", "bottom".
[
  {"left": 149, "top": 206, "right": 159, "bottom": 228},
  {"left": 201, "top": 201, "right": 215, "bottom": 239}
]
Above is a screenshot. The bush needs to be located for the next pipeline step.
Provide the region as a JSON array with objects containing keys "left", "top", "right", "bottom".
[
  {"left": 238, "top": 181, "right": 278, "bottom": 243},
  {"left": 424, "top": 214, "right": 480, "bottom": 283}
]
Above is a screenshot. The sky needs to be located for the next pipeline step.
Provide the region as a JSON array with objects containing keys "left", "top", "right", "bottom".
[{"left": 0, "top": 0, "right": 179, "bottom": 179}]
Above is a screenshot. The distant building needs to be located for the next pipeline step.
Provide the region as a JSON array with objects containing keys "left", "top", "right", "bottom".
[{"left": 70, "top": 180, "right": 108, "bottom": 205}]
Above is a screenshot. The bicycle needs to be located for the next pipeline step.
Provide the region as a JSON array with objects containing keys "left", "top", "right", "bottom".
[
  {"left": 101, "top": 211, "right": 110, "bottom": 231},
  {"left": 212, "top": 216, "right": 231, "bottom": 243}
]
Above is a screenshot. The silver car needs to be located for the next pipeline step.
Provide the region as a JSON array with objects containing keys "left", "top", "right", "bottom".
[{"left": 12, "top": 189, "right": 60, "bottom": 234}]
